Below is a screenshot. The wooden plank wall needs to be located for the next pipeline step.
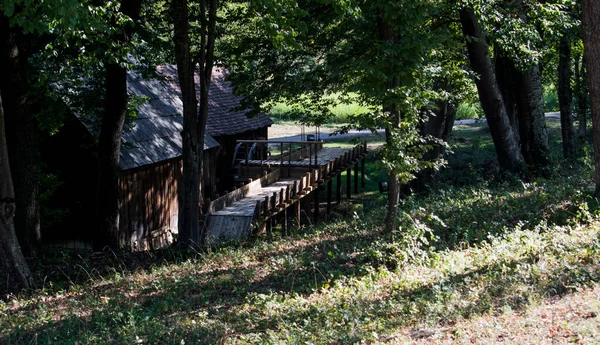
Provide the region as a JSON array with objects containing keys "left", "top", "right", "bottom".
[{"left": 119, "top": 158, "right": 182, "bottom": 250}]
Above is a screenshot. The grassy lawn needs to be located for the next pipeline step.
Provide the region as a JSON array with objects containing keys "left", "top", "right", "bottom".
[{"left": 2, "top": 119, "right": 599, "bottom": 344}]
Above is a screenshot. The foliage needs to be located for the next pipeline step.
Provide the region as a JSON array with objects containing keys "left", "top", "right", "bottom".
[
  {"left": 456, "top": 102, "right": 484, "bottom": 120},
  {"left": 544, "top": 84, "right": 560, "bottom": 112}
]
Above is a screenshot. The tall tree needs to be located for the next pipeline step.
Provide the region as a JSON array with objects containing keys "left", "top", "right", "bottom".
[
  {"left": 172, "top": 0, "right": 217, "bottom": 247},
  {"left": 511, "top": 0, "right": 550, "bottom": 168},
  {"left": 558, "top": 36, "right": 576, "bottom": 159},
  {"left": 513, "top": 62, "right": 550, "bottom": 167},
  {"left": 224, "top": 0, "right": 457, "bottom": 235},
  {"left": 574, "top": 50, "right": 588, "bottom": 140},
  {"left": 582, "top": 0, "right": 600, "bottom": 196},
  {"left": 94, "top": 0, "right": 143, "bottom": 250},
  {"left": 459, "top": 7, "right": 525, "bottom": 173},
  {"left": 378, "top": 14, "right": 401, "bottom": 234},
  {"left": 0, "top": 91, "right": 34, "bottom": 290},
  {"left": 0, "top": 16, "right": 41, "bottom": 257}
]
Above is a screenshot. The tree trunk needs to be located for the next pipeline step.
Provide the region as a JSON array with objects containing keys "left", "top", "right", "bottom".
[
  {"left": 513, "top": 64, "right": 551, "bottom": 168},
  {"left": 173, "top": 0, "right": 201, "bottom": 247},
  {"left": 0, "top": 17, "right": 41, "bottom": 258},
  {"left": 558, "top": 36, "right": 576, "bottom": 160},
  {"left": 574, "top": 52, "right": 588, "bottom": 140},
  {"left": 196, "top": 0, "right": 217, "bottom": 242},
  {"left": 582, "top": 0, "right": 600, "bottom": 196},
  {"left": 94, "top": 0, "right": 143, "bottom": 250},
  {"left": 95, "top": 64, "right": 128, "bottom": 250},
  {"left": 495, "top": 47, "right": 519, "bottom": 137},
  {"left": 412, "top": 98, "right": 456, "bottom": 192},
  {"left": 378, "top": 12, "right": 401, "bottom": 236},
  {"left": 459, "top": 8, "right": 525, "bottom": 173},
  {"left": 172, "top": 0, "right": 217, "bottom": 247},
  {"left": 0, "top": 91, "right": 34, "bottom": 291}
]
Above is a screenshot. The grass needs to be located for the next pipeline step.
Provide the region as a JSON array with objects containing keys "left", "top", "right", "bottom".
[
  {"left": 2, "top": 119, "right": 600, "bottom": 344},
  {"left": 268, "top": 93, "right": 372, "bottom": 126}
]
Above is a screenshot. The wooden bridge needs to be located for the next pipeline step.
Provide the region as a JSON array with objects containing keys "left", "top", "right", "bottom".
[{"left": 205, "top": 141, "right": 367, "bottom": 243}]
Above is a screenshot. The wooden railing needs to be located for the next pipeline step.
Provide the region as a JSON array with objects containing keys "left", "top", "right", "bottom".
[
  {"left": 251, "top": 143, "right": 367, "bottom": 222},
  {"left": 208, "top": 142, "right": 367, "bottom": 219}
]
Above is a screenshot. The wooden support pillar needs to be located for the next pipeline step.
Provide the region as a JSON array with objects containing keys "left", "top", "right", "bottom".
[
  {"left": 304, "top": 190, "right": 311, "bottom": 221},
  {"left": 361, "top": 156, "right": 365, "bottom": 188},
  {"left": 346, "top": 166, "right": 351, "bottom": 199},
  {"left": 354, "top": 161, "right": 359, "bottom": 194},
  {"left": 279, "top": 187, "right": 287, "bottom": 235},
  {"left": 296, "top": 199, "right": 301, "bottom": 230},
  {"left": 265, "top": 195, "right": 272, "bottom": 237},
  {"left": 336, "top": 173, "right": 341, "bottom": 205},
  {"left": 314, "top": 185, "right": 320, "bottom": 222},
  {"left": 327, "top": 178, "right": 332, "bottom": 216}
]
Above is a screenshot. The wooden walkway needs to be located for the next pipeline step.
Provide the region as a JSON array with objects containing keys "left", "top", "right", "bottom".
[{"left": 206, "top": 143, "right": 367, "bottom": 243}]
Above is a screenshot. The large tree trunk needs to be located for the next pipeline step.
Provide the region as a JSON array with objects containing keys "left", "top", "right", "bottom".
[
  {"left": 509, "top": 0, "right": 550, "bottom": 169},
  {"left": 558, "top": 36, "right": 576, "bottom": 160},
  {"left": 495, "top": 47, "right": 519, "bottom": 137},
  {"left": 574, "top": 52, "right": 588, "bottom": 141},
  {"left": 173, "top": 0, "right": 201, "bottom": 247},
  {"left": 582, "top": 0, "right": 600, "bottom": 196},
  {"left": 0, "top": 17, "right": 41, "bottom": 258},
  {"left": 0, "top": 92, "right": 34, "bottom": 291},
  {"left": 94, "top": 0, "right": 143, "bottom": 250},
  {"left": 513, "top": 64, "right": 551, "bottom": 168},
  {"left": 95, "top": 64, "right": 128, "bottom": 250},
  {"left": 196, "top": 0, "right": 217, "bottom": 241},
  {"left": 172, "top": 0, "right": 217, "bottom": 247},
  {"left": 459, "top": 8, "right": 525, "bottom": 173}
]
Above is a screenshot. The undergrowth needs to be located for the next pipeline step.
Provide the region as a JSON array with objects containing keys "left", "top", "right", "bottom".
[{"left": 1, "top": 119, "right": 599, "bottom": 344}]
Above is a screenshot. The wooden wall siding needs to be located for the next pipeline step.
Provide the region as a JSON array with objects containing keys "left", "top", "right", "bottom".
[
  {"left": 119, "top": 158, "right": 182, "bottom": 250},
  {"left": 118, "top": 148, "right": 217, "bottom": 250}
]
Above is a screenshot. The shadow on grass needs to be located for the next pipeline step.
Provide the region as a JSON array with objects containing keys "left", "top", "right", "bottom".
[
  {"left": 4, "top": 208, "right": 599, "bottom": 344},
  {"left": 1, "top": 225, "right": 383, "bottom": 343}
]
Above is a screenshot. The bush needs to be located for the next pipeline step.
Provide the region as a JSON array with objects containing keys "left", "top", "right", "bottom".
[
  {"left": 456, "top": 102, "right": 483, "bottom": 120},
  {"left": 543, "top": 85, "right": 559, "bottom": 112}
]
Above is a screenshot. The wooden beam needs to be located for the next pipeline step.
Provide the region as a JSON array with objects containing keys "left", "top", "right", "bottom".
[
  {"left": 354, "top": 161, "right": 359, "bottom": 194},
  {"left": 327, "top": 178, "right": 332, "bottom": 217},
  {"left": 314, "top": 185, "right": 320, "bottom": 222},
  {"left": 346, "top": 166, "right": 351, "bottom": 199}
]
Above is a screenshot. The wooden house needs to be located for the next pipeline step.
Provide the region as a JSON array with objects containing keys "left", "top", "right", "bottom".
[{"left": 46, "top": 65, "right": 272, "bottom": 250}]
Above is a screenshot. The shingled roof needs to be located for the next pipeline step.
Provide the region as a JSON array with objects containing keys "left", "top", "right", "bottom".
[
  {"left": 157, "top": 65, "right": 273, "bottom": 137},
  {"left": 120, "top": 72, "right": 219, "bottom": 170},
  {"left": 121, "top": 65, "right": 272, "bottom": 170}
]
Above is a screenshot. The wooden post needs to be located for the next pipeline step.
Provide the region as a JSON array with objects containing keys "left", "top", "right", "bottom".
[
  {"left": 304, "top": 191, "right": 311, "bottom": 222},
  {"left": 336, "top": 172, "right": 341, "bottom": 205},
  {"left": 327, "top": 178, "right": 332, "bottom": 216},
  {"left": 361, "top": 155, "right": 365, "bottom": 188},
  {"left": 265, "top": 195, "right": 271, "bottom": 237},
  {"left": 354, "top": 161, "right": 359, "bottom": 194},
  {"left": 305, "top": 171, "right": 312, "bottom": 191},
  {"left": 296, "top": 197, "right": 301, "bottom": 230},
  {"left": 346, "top": 166, "right": 351, "bottom": 199},
  {"left": 314, "top": 185, "right": 320, "bottom": 222}
]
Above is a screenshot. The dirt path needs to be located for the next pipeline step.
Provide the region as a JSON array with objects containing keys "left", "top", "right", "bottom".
[{"left": 268, "top": 124, "right": 337, "bottom": 139}]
